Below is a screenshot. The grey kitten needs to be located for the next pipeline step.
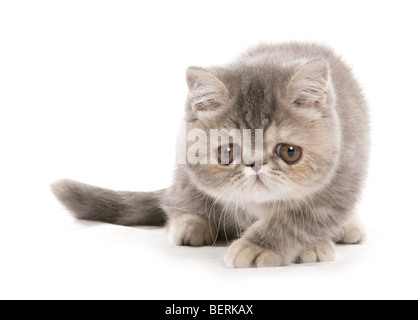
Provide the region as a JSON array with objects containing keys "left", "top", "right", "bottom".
[{"left": 52, "top": 42, "right": 369, "bottom": 268}]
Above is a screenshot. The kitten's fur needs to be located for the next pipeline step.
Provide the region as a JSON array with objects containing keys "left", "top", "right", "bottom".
[{"left": 52, "top": 43, "right": 369, "bottom": 268}]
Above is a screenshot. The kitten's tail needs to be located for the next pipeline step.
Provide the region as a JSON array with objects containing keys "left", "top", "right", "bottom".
[{"left": 51, "top": 179, "right": 167, "bottom": 226}]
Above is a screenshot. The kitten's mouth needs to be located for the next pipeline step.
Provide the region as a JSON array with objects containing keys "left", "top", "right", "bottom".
[{"left": 253, "top": 175, "right": 268, "bottom": 189}]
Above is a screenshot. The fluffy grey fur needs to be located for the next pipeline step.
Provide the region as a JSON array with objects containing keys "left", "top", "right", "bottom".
[{"left": 52, "top": 42, "right": 369, "bottom": 268}]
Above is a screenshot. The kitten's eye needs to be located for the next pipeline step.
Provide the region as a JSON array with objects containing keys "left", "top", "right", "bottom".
[
  {"left": 217, "top": 144, "right": 241, "bottom": 166},
  {"left": 274, "top": 144, "right": 302, "bottom": 165}
]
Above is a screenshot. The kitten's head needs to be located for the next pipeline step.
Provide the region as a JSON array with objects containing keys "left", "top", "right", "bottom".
[{"left": 181, "top": 60, "right": 341, "bottom": 204}]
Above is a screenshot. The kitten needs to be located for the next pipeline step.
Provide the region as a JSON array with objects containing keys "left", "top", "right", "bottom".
[{"left": 52, "top": 42, "right": 369, "bottom": 268}]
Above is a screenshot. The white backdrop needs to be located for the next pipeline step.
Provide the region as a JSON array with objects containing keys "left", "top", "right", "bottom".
[{"left": 1, "top": 0, "right": 417, "bottom": 299}]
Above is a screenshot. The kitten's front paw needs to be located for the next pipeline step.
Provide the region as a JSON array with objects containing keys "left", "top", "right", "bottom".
[
  {"left": 299, "top": 239, "right": 336, "bottom": 263},
  {"left": 168, "top": 214, "right": 215, "bottom": 246},
  {"left": 335, "top": 217, "right": 365, "bottom": 244},
  {"left": 224, "top": 239, "right": 282, "bottom": 268}
]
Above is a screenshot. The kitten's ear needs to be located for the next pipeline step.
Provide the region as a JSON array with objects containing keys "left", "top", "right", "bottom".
[
  {"left": 287, "top": 60, "right": 330, "bottom": 108},
  {"left": 186, "top": 67, "right": 229, "bottom": 114}
]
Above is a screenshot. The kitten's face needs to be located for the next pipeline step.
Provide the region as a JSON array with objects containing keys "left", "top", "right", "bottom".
[{"left": 183, "top": 61, "right": 341, "bottom": 204}]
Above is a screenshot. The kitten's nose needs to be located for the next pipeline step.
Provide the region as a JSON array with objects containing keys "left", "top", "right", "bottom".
[{"left": 248, "top": 160, "right": 267, "bottom": 172}]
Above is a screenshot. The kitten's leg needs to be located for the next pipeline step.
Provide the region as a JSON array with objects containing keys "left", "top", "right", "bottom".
[
  {"left": 168, "top": 214, "right": 216, "bottom": 246},
  {"left": 162, "top": 181, "right": 220, "bottom": 247},
  {"left": 224, "top": 208, "right": 341, "bottom": 268},
  {"left": 224, "top": 218, "right": 299, "bottom": 268},
  {"left": 334, "top": 215, "right": 365, "bottom": 244},
  {"left": 225, "top": 238, "right": 336, "bottom": 267},
  {"left": 224, "top": 239, "right": 283, "bottom": 268},
  {"left": 298, "top": 239, "right": 336, "bottom": 263},
  {"left": 224, "top": 230, "right": 336, "bottom": 268},
  {"left": 298, "top": 217, "right": 364, "bottom": 264}
]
